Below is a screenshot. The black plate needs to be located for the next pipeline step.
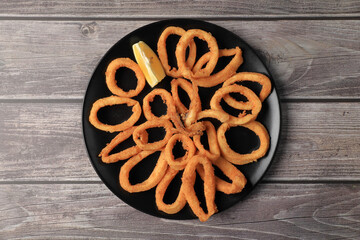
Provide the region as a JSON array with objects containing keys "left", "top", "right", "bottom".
[{"left": 82, "top": 19, "right": 281, "bottom": 220}]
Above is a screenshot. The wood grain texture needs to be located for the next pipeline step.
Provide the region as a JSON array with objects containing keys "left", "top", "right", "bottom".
[
  {"left": 0, "top": 20, "right": 359, "bottom": 99},
  {"left": 0, "top": 0, "right": 358, "bottom": 238},
  {"left": 0, "top": 0, "right": 359, "bottom": 18},
  {"left": 0, "top": 102, "right": 359, "bottom": 182},
  {"left": 1, "top": 183, "right": 359, "bottom": 239},
  {"left": 0, "top": 102, "right": 94, "bottom": 181},
  {"left": 267, "top": 101, "right": 360, "bottom": 181}
]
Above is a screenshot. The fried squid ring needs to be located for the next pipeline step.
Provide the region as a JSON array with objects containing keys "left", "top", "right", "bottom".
[
  {"left": 164, "top": 133, "right": 196, "bottom": 170},
  {"left": 191, "top": 47, "right": 243, "bottom": 88},
  {"left": 197, "top": 156, "right": 247, "bottom": 194},
  {"left": 142, "top": 88, "right": 185, "bottom": 132},
  {"left": 155, "top": 168, "right": 193, "bottom": 214},
  {"left": 193, "top": 121, "right": 220, "bottom": 161},
  {"left": 119, "top": 150, "right": 168, "bottom": 193},
  {"left": 105, "top": 58, "right": 145, "bottom": 98},
  {"left": 210, "top": 85, "right": 262, "bottom": 125},
  {"left": 172, "top": 121, "right": 206, "bottom": 138},
  {"left": 170, "top": 78, "right": 201, "bottom": 127},
  {"left": 184, "top": 81, "right": 201, "bottom": 127},
  {"left": 196, "top": 109, "right": 230, "bottom": 123},
  {"left": 223, "top": 72, "right": 272, "bottom": 109},
  {"left": 176, "top": 29, "right": 219, "bottom": 79},
  {"left": 89, "top": 96, "right": 141, "bottom": 133},
  {"left": 217, "top": 122, "right": 270, "bottom": 165},
  {"left": 133, "top": 119, "right": 174, "bottom": 151},
  {"left": 185, "top": 121, "right": 206, "bottom": 135},
  {"left": 143, "top": 88, "right": 178, "bottom": 121},
  {"left": 171, "top": 78, "right": 201, "bottom": 115},
  {"left": 182, "top": 155, "right": 217, "bottom": 222},
  {"left": 192, "top": 48, "right": 240, "bottom": 73},
  {"left": 157, "top": 26, "right": 197, "bottom": 78},
  {"left": 99, "top": 126, "right": 147, "bottom": 163}
]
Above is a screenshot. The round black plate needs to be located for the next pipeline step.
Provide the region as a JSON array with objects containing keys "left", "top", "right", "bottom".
[{"left": 82, "top": 19, "right": 281, "bottom": 220}]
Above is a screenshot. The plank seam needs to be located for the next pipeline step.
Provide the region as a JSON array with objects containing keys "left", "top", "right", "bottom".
[
  {"left": 262, "top": 179, "right": 360, "bottom": 184},
  {"left": 1, "top": 98, "right": 360, "bottom": 103},
  {"left": 0, "top": 181, "right": 102, "bottom": 184},
  {"left": 0, "top": 15, "right": 358, "bottom": 21},
  {"left": 0, "top": 180, "right": 359, "bottom": 184},
  {"left": 281, "top": 98, "right": 360, "bottom": 103}
]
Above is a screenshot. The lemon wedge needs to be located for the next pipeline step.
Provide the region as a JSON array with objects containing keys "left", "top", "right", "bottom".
[{"left": 132, "top": 41, "right": 166, "bottom": 88}]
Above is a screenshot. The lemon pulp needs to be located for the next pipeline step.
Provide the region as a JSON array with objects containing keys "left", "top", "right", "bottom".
[{"left": 132, "top": 41, "right": 166, "bottom": 88}]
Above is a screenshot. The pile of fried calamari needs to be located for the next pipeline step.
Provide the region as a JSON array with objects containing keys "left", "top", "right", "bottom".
[{"left": 89, "top": 26, "right": 271, "bottom": 222}]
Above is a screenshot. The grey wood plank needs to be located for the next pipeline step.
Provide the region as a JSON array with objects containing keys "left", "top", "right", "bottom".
[
  {"left": 266, "top": 101, "right": 360, "bottom": 181},
  {"left": 1, "top": 183, "right": 359, "bottom": 239},
  {"left": 0, "top": 0, "right": 359, "bottom": 18},
  {"left": 0, "top": 20, "right": 359, "bottom": 99},
  {"left": 0, "top": 102, "right": 359, "bottom": 181},
  {"left": 0, "top": 102, "right": 94, "bottom": 181}
]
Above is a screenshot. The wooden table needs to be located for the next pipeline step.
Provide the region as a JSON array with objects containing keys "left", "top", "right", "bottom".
[{"left": 1, "top": 1, "right": 359, "bottom": 239}]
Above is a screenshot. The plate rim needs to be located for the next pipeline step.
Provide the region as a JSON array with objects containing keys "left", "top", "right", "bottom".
[{"left": 81, "top": 18, "right": 282, "bottom": 219}]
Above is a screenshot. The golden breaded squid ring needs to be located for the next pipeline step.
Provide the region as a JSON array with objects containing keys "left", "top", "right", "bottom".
[
  {"left": 105, "top": 58, "right": 145, "bottom": 97},
  {"left": 196, "top": 109, "right": 230, "bottom": 123},
  {"left": 157, "top": 26, "right": 197, "bottom": 78},
  {"left": 223, "top": 72, "right": 272, "bottom": 109},
  {"left": 182, "top": 155, "right": 217, "bottom": 222},
  {"left": 192, "top": 48, "right": 241, "bottom": 73},
  {"left": 172, "top": 121, "right": 206, "bottom": 138},
  {"left": 99, "top": 126, "right": 147, "bottom": 163},
  {"left": 89, "top": 96, "right": 141, "bottom": 133},
  {"left": 193, "top": 121, "right": 220, "bottom": 161},
  {"left": 191, "top": 47, "right": 243, "bottom": 88},
  {"left": 176, "top": 29, "right": 219, "bottom": 79},
  {"left": 210, "top": 85, "right": 261, "bottom": 125},
  {"left": 133, "top": 119, "right": 174, "bottom": 151},
  {"left": 164, "top": 133, "right": 196, "bottom": 170},
  {"left": 119, "top": 150, "right": 168, "bottom": 193},
  {"left": 155, "top": 167, "right": 193, "bottom": 214},
  {"left": 184, "top": 81, "right": 202, "bottom": 127},
  {"left": 143, "top": 88, "right": 178, "bottom": 121},
  {"left": 142, "top": 88, "right": 185, "bottom": 133},
  {"left": 197, "top": 156, "right": 247, "bottom": 194},
  {"left": 217, "top": 122, "right": 270, "bottom": 165},
  {"left": 171, "top": 78, "right": 201, "bottom": 115}
]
